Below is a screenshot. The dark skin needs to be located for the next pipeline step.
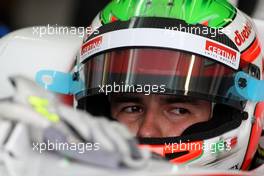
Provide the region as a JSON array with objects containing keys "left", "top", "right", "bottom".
[{"left": 110, "top": 93, "right": 211, "bottom": 138}]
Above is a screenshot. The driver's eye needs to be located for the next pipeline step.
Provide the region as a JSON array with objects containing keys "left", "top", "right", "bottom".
[
  {"left": 170, "top": 108, "right": 190, "bottom": 115},
  {"left": 122, "top": 106, "right": 143, "bottom": 113}
]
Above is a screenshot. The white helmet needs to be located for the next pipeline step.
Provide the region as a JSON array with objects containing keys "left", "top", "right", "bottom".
[{"left": 36, "top": 0, "right": 264, "bottom": 170}]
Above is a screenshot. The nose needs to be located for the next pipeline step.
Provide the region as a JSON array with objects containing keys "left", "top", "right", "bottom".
[{"left": 136, "top": 111, "right": 162, "bottom": 138}]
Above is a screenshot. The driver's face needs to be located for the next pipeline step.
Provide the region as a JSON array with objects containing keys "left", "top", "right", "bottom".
[{"left": 110, "top": 94, "right": 211, "bottom": 138}]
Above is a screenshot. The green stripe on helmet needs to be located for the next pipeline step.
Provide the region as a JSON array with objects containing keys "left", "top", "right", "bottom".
[{"left": 101, "top": 0, "right": 236, "bottom": 28}]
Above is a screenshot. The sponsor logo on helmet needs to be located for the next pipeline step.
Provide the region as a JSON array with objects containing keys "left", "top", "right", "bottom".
[
  {"left": 205, "top": 40, "right": 237, "bottom": 66},
  {"left": 81, "top": 36, "right": 102, "bottom": 56},
  {"left": 234, "top": 22, "right": 253, "bottom": 47}
]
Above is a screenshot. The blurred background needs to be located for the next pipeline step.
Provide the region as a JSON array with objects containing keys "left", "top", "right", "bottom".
[
  {"left": 0, "top": 0, "right": 109, "bottom": 32},
  {"left": 0, "top": 0, "right": 264, "bottom": 34}
]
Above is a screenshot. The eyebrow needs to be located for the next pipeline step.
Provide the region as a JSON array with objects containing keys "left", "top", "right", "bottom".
[
  {"left": 160, "top": 97, "right": 200, "bottom": 105},
  {"left": 109, "top": 95, "right": 142, "bottom": 104}
]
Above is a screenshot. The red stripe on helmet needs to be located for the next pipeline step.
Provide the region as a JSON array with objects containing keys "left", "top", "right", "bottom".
[
  {"left": 241, "top": 38, "right": 261, "bottom": 63},
  {"left": 241, "top": 102, "right": 264, "bottom": 170},
  {"left": 139, "top": 141, "right": 203, "bottom": 164}
]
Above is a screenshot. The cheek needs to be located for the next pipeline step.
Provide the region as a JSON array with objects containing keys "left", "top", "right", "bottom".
[{"left": 110, "top": 106, "right": 141, "bottom": 135}]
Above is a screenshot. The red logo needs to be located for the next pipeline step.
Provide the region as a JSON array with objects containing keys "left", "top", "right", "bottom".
[
  {"left": 205, "top": 41, "right": 237, "bottom": 62},
  {"left": 81, "top": 36, "right": 102, "bottom": 55},
  {"left": 234, "top": 22, "right": 252, "bottom": 46}
]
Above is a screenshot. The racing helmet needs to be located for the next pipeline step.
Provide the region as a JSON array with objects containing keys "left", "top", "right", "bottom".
[{"left": 36, "top": 0, "right": 264, "bottom": 170}]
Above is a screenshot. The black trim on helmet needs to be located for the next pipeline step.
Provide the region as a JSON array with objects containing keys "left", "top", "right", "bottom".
[
  {"left": 138, "top": 104, "right": 244, "bottom": 144},
  {"left": 77, "top": 94, "right": 245, "bottom": 144}
]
